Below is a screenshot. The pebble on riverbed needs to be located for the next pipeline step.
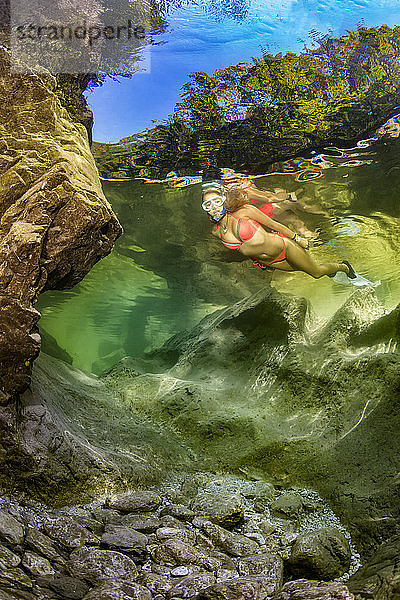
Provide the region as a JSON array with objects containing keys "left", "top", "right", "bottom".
[{"left": 0, "top": 474, "right": 357, "bottom": 599}]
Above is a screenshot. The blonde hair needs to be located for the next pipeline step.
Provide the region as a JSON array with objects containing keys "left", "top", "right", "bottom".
[{"left": 224, "top": 184, "right": 249, "bottom": 212}]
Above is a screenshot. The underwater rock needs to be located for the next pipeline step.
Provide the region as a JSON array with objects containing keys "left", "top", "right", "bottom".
[
  {"left": 105, "top": 286, "right": 400, "bottom": 554},
  {"left": 155, "top": 527, "right": 196, "bottom": 544},
  {"left": 36, "top": 574, "right": 91, "bottom": 599},
  {"left": 21, "top": 551, "right": 54, "bottom": 577},
  {"left": 0, "top": 48, "right": 122, "bottom": 399},
  {"left": 347, "top": 535, "right": 400, "bottom": 599},
  {"left": 270, "top": 579, "right": 354, "bottom": 599},
  {"left": 197, "top": 577, "right": 262, "bottom": 600},
  {"left": 119, "top": 515, "right": 162, "bottom": 534},
  {"left": 44, "top": 516, "right": 100, "bottom": 550},
  {"left": 101, "top": 526, "right": 148, "bottom": 556},
  {"left": 82, "top": 580, "right": 152, "bottom": 600},
  {"left": 0, "top": 352, "right": 195, "bottom": 503},
  {"left": 270, "top": 494, "right": 305, "bottom": 520},
  {"left": 0, "top": 566, "right": 33, "bottom": 591},
  {"left": 140, "top": 572, "right": 173, "bottom": 595},
  {"left": 287, "top": 528, "right": 352, "bottom": 580},
  {"left": 237, "top": 553, "right": 283, "bottom": 582},
  {"left": 107, "top": 492, "right": 162, "bottom": 514},
  {"left": 190, "top": 494, "right": 244, "bottom": 529},
  {"left": 167, "top": 573, "right": 217, "bottom": 598},
  {"left": 0, "top": 511, "right": 24, "bottom": 546},
  {"left": 152, "top": 539, "right": 221, "bottom": 571},
  {"left": 160, "top": 504, "right": 195, "bottom": 522},
  {"left": 25, "top": 527, "right": 65, "bottom": 565},
  {"left": 67, "top": 547, "right": 138, "bottom": 584},
  {"left": 162, "top": 515, "right": 190, "bottom": 530},
  {"left": 201, "top": 522, "right": 259, "bottom": 557},
  {"left": 0, "top": 544, "right": 21, "bottom": 569},
  {"left": 237, "top": 553, "right": 283, "bottom": 596}
]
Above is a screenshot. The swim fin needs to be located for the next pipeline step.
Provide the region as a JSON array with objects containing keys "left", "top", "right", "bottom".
[{"left": 331, "top": 269, "right": 378, "bottom": 287}]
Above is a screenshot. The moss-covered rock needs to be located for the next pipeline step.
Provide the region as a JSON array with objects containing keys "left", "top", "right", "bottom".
[
  {"left": 103, "top": 286, "right": 400, "bottom": 555},
  {"left": 0, "top": 48, "right": 122, "bottom": 399},
  {"left": 0, "top": 352, "right": 196, "bottom": 504}
]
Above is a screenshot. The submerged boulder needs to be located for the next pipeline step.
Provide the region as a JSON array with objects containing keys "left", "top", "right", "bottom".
[
  {"left": 270, "top": 579, "right": 354, "bottom": 599},
  {"left": 106, "top": 491, "right": 162, "bottom": 513},
  {"left": 347, "top": 535, "right": 400, "bottom": 600},
  {"left": 67, "top": 547, "right": 138, "bottom": 584},
  {"left": 104, "top": 286, "right": 400, "bottom": 555},
  {"left": 0, "top": 352, "right": 195, "bottom": 503},
  {"left": 287, "top": 528, "right": 351, "bottom": 580},
  {"left": 190, "top": 493, "right": 244, "bottom": 529},
  {"left": 198, "top": 577, "right": 262, "bottom": 600}
]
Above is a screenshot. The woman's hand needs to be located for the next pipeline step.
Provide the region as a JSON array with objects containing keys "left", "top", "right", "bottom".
[{"left": 297, "top": 236, "right": 309, "bottom": 249}]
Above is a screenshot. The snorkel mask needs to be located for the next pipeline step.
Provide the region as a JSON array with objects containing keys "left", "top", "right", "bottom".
[{"left": 201, "top": 182, "right": 227, "bottom": 221}]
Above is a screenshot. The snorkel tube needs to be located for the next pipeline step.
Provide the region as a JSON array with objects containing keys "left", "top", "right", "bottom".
[{"left": 211, "top": 204, "right": 226, "bottom": 222}]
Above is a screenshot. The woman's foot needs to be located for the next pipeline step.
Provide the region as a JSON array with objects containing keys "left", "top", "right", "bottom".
[{"left": 341, "top": 260, "right": 357, "bottom": 279}]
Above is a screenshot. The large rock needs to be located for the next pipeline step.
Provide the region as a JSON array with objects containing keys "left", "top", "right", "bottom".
[
  {"left": 347, "top": 535, "right": 400, "bottom": 600},
  {"left": 36, "top": 574, "right": 91, "bottom": 600},
  {"left": 25, "top": 527, "right": 65, "bottom": 564},
  {"left": 238, "top": 554, "right": 283, "bottom": 594},
  {"left": 21, "top": 551, "right": 54, "bottom": 576},
  {"left": 270, "top": 494, "right": 305, "bottom": 520},
  {"left": 0, "top": 566, "right": 33, "bottom": 591},
  {"left": 167, "top": 573, "right": 217, "bottom": 598},
  {"left": 101, "top": 525, "right": 148, "bottom": 556},
  {"left": 0, "top": 544, "right": 21, "bottom": 568},
  {"left": 140, "top": 572, "right": 173, "bottom": 596},
  {"left": 160, "top": 503, "right": 195, "bottom": 522},
  {"left": 120, "top": 515, "right": 162, "bottom": 533},
  {"left": 190, "top": 494, "right": 244, "bottom": 529},
  {"left": 270, "top": 579, "right": 354, "bottom": 599},
  {"left": 152, "top": 539, "right": 221, "bottom": 571},
  {"left": 83, "top": 580, "right": 152, "bottom": 600},
  {"left": 287, "top": 528, "right": 351, "bottom": 580},
  {"left": 44, "top": 516, "right": 99, "bottom": 549},
  {"left": 201, "top": 522, "right": 259, "bottom": 557},
  {"left": 156, "top": 526, "right": 196, "bottom": 544},
  {"left": 105, "top": 286, "right": 400, "bottom": 556},
  {"left": 198, "top": 577, "right": 262, "bottom": 600},
  {"left": 106, "top": 491, "right": 162, "bottom": 513},
  {"left": 0, "top": 511, "right": 24, "bottom": 546},
  {"left": 67, "top": 547, "right": 138, "bottom": 584},
  {"left": 0, "top": 352, "right": 195, "bottom": 504},
  {"left": 0, "top": 48, "right": 122, "bottom": 399}
]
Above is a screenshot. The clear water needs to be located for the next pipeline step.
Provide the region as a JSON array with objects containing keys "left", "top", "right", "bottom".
[{"left": 36, "top": 130, "right": 400, "bottom": 374}]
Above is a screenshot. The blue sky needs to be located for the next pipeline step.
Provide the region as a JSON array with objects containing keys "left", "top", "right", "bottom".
[{"left": 85, "top": 0, "right": 400, "bottom": 142}]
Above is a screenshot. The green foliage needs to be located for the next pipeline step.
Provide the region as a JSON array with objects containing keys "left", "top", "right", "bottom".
[
  {"left": 94, "top": 25, "right": 400, "bottom": 177},
  {"left": 175, "top": 25, "right": 400, "bottom": 137}
]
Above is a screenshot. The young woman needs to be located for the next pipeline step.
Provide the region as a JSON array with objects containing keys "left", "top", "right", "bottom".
[{"left": 202, "top": 181, "right": 355, "bottom": 279}]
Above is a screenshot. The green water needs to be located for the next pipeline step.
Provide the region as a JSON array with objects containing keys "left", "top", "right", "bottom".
[{"left": 36, "top": 136, "right": 400, "bottom": 374}]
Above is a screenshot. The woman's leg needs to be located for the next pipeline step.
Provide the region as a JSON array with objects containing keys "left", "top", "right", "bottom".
[{"left": 274, "top": 240, "right": 349, "bottom": 278}]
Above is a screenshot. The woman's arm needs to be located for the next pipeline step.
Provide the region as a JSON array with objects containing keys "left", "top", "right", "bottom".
[
  {"left": 242, "top": 187, "right": 276, "bottom": 203},
  {"left": 237, "top": 205, "right": 309, "bottom": 248}
]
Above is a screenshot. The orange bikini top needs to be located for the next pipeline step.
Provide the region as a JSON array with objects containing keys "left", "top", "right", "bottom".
[{"left": 217, "top": 214, "right": 260, "bottom": 249}]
